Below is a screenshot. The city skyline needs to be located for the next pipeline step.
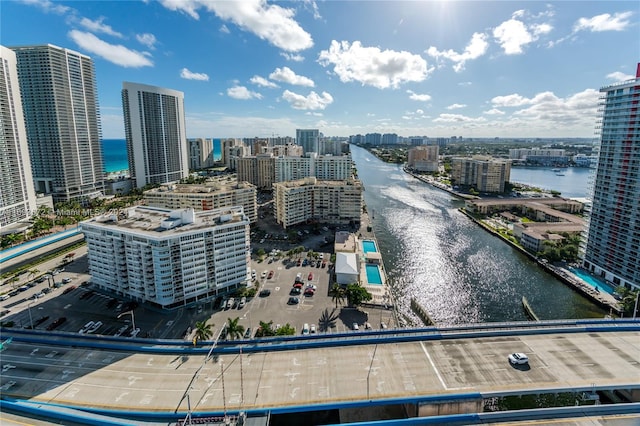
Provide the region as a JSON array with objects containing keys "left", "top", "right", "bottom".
[{"left": 2, "top": 1, "right": 638, "bottom": 139}]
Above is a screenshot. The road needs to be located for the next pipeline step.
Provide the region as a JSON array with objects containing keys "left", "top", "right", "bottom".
[{"left": 1, "top": 330, "right": 638, "bottom": 413}]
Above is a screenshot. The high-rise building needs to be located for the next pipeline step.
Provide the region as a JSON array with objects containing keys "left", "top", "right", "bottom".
[
  {"left": 236, "top": 154, "right": 274, "bottom": 190},
  {"left": 122, "top": 82, "right": 188, "bottom": 188},
  {"left": 451, "top": 156, "right": 511, "bottom": 193},
  {"left": 408, "top": 146, "right": 439, "bottom": 172},
  {"left": 188, "top": 138, "right": 214, "bottom": 170},
  {"left": 80, "top": 206, "right": 250, "bottom": 308},
  {"left": 0, "top": 46, "right": 37, "bottom": 229},
  {"left": 296, "top": 129, "right": 319, "bottom": 154},
  {"left": 12, "top": 44, "right": 104, "bottom": 202},
  {"left": 582, "top": 65, "right": 640, "bottom": 291}
]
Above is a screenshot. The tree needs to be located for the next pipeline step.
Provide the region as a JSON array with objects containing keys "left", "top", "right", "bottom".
[
  {"left": 28, "top": 269, "right": 39, "bottom": 281},
  {"left": 193, "top": 320, "right": 213, "bottom": 343},
  {"left": 225, "top": 317, "right": 245, "bottom": 340},
  {"left": 254, "top": 320, "right": 276, "bottom": 337},
  {"left": 615, "top": 286, "right": 640, "bottom": 317},
  {"left": 330, "top": 284, "right": 346, "bottom": 309},
  {"left": 275, "top": 323, "right": 295, "bottom": 336},
  {"left": 345, "top": 283, "right": 372, "bottom": 308}
]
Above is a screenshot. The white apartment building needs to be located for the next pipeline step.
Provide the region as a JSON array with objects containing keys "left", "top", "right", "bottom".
[
  {"left": 274, "top": 154, "right": 352, "bottom": 182},
  {"left": 81, "top": 206, "right": 250, "bottom": 308},
  {"left": 0, "top": 46, "right": 37, "bottom": 230},
  {"left": 12, "top": 44, "right": 104, "bottom": 202},
  {"left": 188, "top": 138, "right": 215, "bottom": 170},
  {"left": 122, "top": 82, "right": 189, "bottom": 188},
  {"left": 236, "top": 154, "right": 274, "bottom": 190},
  {"left": 144, "top": 177, "right": 257, "bottom": 223},
  {"left": 274, "top": 177, "right": 363, "bottom": 228},
  {"left": 262, "top": 144, "right": 303, "bottom": 157}
]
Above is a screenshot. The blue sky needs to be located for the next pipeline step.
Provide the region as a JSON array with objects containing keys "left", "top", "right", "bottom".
[{"left": 2, "top": 1, "right": 638, "bottom": 139}]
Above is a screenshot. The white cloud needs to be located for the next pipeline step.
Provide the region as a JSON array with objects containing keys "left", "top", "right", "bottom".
[
  {"left": 483, "top": 108, "right": 506, "bottom": 115},
  {"left": 250, "top": 75, "right": 279, "bottom": 88},
  {"left": 159, "top": 0, "right": 314, "bottom": 52},
  {"left": 19, "top": 0, "right": 71, "bottom": 15},
  {"left": 282, "top": 90, "right": 333, "bottom": 110},
  {"left": 269, "top": 67, "right": 315, "bottom": 87},
  {"left": 446, "top": 103, "right": 467, "bottom": 110},
  {"left": 433, "top": 114, "right": 487, "bottom": 123},
  {"left": 606, "top": 71, "right": 635, "bottom": 82},
  {"left": 68, "top": 30, "right": 153, "bottom": 68},
  {"left": 426, "top": 32, "right": 489, "bottom": 72},
  {"left": 219, "top": 24, "right": 230, "bottom": 34},
  {"left": 305, "top": 112, "right": 323, "bottom": 117},
  {"left": 78, "top": 16, "right": 123, "bottom": 38},
  {"left": 406, "top": 90, "right": 431, "bottom": 102},
  {"left": 136, "top": 33, "right": 157, "bottom": 50},
  {"left": 458, "top": 81, "right": 473, "bottom": 86},
  {"left": 227, "top": 85, "right": 263, "bottom": 100},
  {"left": 492, "top": 18, "right": 533, "bottom": 55},
  {"left": 318, "top": 40, "right": 430, "bottom": 89},
  {"left": 491, "top": 93, "right": 530, "bottom": 107},
  {"left": 531, "top": 23, "right": 553, "bottom": 37},
  {"left": 574, "top": 12, "right": 634, "bottom": 32},
  {"left": 303, "top": 0, "right": 321, "bottom": 20},
  {"left": 281, "top": 52, "right": 305, "bottom": 62},
  {"left": 180, "top": 68, "right": 209, "bottom": 81}
]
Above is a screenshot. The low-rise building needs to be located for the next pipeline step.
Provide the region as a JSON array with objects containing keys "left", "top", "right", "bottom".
[
  {"left": 143, "top": 177, "right": 257, "bottom": 222},
  {"left": 274, "top": 177, "right": 363, "bottom": 228},
  {"left": 80, "top": 206, "right": 250, "bottom": 309},
  {"left": 335, "top": 252, "right": 359, "bottom": 285}
]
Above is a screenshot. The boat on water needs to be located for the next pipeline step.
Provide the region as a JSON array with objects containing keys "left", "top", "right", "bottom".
[
  {"left": 552, "top": 168, "right": 561, "bottom": 172},
  {"left": 555, "top": 172, "right": 565, "bottom": 176}
]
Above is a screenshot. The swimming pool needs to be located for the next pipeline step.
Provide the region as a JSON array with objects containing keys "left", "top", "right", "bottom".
[
  {"left": 363, "top": 240, "right": 377, "bottom": 253},
  {"left": 569, "top": 267, "right": 615, "bottom": 294},
  {"left": 366, "top": 264, "right": 383, "bottom": 285}
]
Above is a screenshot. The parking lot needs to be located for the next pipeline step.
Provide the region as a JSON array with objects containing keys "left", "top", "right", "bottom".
[{"left": 1, "top": 244, "right": 395, "bottom": 342}]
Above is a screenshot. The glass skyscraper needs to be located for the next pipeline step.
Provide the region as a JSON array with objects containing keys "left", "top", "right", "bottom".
[
  {"left": 0, "top": 46, "right": 37, "bottom": 228},
  {"left": 583, "top": 64, "right": 639, "bottom": 291},
  {"left": 122, "top": 82, "right": 188, "bottom": 188},
  {"left": 12, "top": 44, "right": 104, "bottom": 202}
]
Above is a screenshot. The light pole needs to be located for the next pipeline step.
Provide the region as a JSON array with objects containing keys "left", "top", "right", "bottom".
[
  {"left": 27, "top": 302, "right": 34, "bottom": 330},
  {"left": 633, "top": 291, "right": 639, "bottom": 319}
]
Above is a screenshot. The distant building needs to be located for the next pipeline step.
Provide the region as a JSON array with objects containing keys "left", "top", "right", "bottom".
[
  {"left": 582, "top": 64, "right": 640, "bottom": 291},
  {"left": 188, "top": 138, "right": 215, "bottom": 170},
  {"left": 382, "top": 133, "right": 399, "bottom": 145},
  {"left": 262, "top": 144, "right": 303, "bottom": 157},
  {"left": 221, "top": 138, "right": 243, "bottom": 169},
  {"left": 236, "top": 154, "right": 274, "bottom": 190},
  {"left": 274, "top": 154, "right": 352, "bottom": 182},
  {"left": 144, "top": 177, "right": 257, "bottom": 223},
  {"left": 274, "top": 177, "right": 363, "bottom": 228},
  {"left": 0, "top": 46, "right": 37, "bottom": 230},
  {"left": 407, "top": 146, "right": 439, "bottom": 172},
  {"left": 509, "top": 148, "right": 568, "bottom": 166},
  {"left": 365, "top": 133, "right": 382, "bottom": 145},
  {"left": 296, "top": 129, "right": 320, "bottom": 154},
  {"left": 451, "top": 156, "right": 511, "bottom": 193},
  {"left": 122, "top": 82, "right": 188, "bottom": 188},
  {"left": 572, "top": 154, "right": 596, "bottom": 168},
  {"left": 12, "top": 44, "right": 104, "bottom": 202},
  {"left": 80, "top": 206, "right": 250, "bottom": 308},
  {"left": 410, "top": 137, "right": 425, "bottom": 146}
]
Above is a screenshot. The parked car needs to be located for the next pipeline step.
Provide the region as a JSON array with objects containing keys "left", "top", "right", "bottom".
[
  {"left": 287, "top": 296, "right": 299, "bottom": 305},
  {"left": 290, "top": 287, "right": 301, "bottom": 295},
  {"left": 62, "top": 286, "right": 76, "bottom": 295},
  {"left": 508, "top": 353, "right": 529, "bottom": 365},
  {"left": 238, "top": 296, "right": 246, "bottom": 309},
  {"left": 267, "top": 270, "right": 274, "bottom": 279},
  {"left": 259, "top": 289, "right": 271, "bottom": 297},
  {"left": 302, "top": 323, "right": 310, "bottom": 335},
  {"left": 308, "top": 272, "right": 313, "bottom": 281},
  {"left": 352, "top": 323, "right": 359, "bottom": 330},
  {"left": 244, "top": 328, "right": 252, "bottom": 339},
  {"left": 304, "top": 288, "right": 315, "bottom": 296},
  {"left": 62, "top": 278, "right": 72, "bottom": 284},
  {"left": 46, "top": 317, "right": 66, "bottom": 331},
  {"left": 226, "top": 298, "right": 235, "bottom": 309},
  {"left": 310, "top": 324, "right": 316, "bottom": 334},
  {"left": 293, "top": 282, "right": 303, "bottom": 289}
]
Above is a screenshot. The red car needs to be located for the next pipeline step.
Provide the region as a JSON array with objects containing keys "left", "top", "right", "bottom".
[
  {"left": 293, "top": 282, "right": 303, "bottom": 289},
  {"left": 267, "top": 270, "right": 274, "bottom": 279},
  {"left": 308, "top": 272, "right": 313, "bottom": 281},
  {"left": 304, "top": 288, "right": 315, "bottom": 296}
]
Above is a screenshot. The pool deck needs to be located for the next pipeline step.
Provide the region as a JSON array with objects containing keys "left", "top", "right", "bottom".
[{"left": 356, "top": 209, "right": 392, "bottom": 309}]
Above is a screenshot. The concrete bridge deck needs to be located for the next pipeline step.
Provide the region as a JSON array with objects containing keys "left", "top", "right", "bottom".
[{"left": 1, "top": 324, "right": 638, "bottom": 418}]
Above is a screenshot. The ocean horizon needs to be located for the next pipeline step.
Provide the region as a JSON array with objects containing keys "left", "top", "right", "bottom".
[{"left": 101, "top": 138, "right": 222, "bottom": 174}]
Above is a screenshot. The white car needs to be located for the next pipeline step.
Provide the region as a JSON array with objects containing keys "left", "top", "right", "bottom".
[
  {"left": 352, "top": 323, "right": 359, "bottom": 330},
  {"left": 508, "top": 353, "right": 529, "bottom": 365}
]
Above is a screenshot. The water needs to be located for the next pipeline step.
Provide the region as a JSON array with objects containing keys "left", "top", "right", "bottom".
[
  {"left": 351, "top": 145, "right": 605, "bottom": 324},
  {"left": 569, "top": 267, "right": 615, "bottom": 295},
  {"left": 363, "top": 240, "right": 378, "bottom": 253},
  {"left": 510, "top": 167, "right": 592, "bottom": 198},
  {"left": 366, "top": 264, "right": 383, "bottom": 285},
  {"left": 101, "top": 138, "right": 222, "bottom": 174},
  {"left": 102, "top": 139, "right": 129, "bottom": 173}
]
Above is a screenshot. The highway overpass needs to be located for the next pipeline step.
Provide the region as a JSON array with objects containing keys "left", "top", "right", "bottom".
[{"left": 1, "top": 320, "right": 639, "bottom": 424}]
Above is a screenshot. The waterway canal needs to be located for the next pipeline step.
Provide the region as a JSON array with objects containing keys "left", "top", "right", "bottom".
[{"left": 350, "top": 145, "right": 605, "bottom": 324}]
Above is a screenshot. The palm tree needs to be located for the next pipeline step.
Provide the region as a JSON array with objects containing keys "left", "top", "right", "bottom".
[
  {"left": 225, "top": 317, "right": 245, "bottom": 341},
  {"left": 193, "top": 320, "right": 213, "bottom": 344},
  {"left": 330, "top": 284, "right": 346, "bottom": 309},
  {"left": 28, "top": 269, "right": 40, "bottom": 281}
]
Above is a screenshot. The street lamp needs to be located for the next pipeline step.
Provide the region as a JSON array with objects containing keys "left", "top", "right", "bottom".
[{"left": 27, "top": 301, "right": 34, "bottom": 330}]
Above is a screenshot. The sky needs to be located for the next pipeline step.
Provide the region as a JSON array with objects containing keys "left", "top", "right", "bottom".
[{"left": 2, "top": 0, "right": 638, "bottom": 139}]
